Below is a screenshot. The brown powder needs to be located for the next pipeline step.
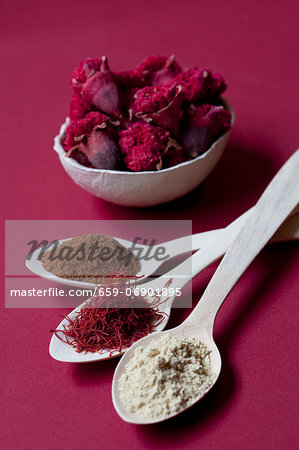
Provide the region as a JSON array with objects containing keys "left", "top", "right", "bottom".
[{"left": 40, "top": 234, "right": 141, "bottom": 283}]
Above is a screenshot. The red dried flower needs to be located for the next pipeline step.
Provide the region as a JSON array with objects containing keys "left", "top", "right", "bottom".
[
  {"left": 162, "top": 138, "right": 187, "bottom": 168},
  {"left": 130, "top": 84, "right": 184, "bottom": 136},
  {"left": 119, "top": 122, "right": 170, "bottom": 171},
  {"left": 136, "top": 55, "right": 182, "bottom": 85},
  {"left": 63, "top": 111, "right": 108, "bottom": 150},
  {"left": 114, "top": 70, "right": 143, "bottom": 92},
  {"left": 174, "top": 68, "right": 227, "bottom": 103},
  {"left": 113, "top": 70, "right": 143, "bottom": 111},
  {"left": 71, "top": 58, "right": 102, "bottom": 92},
  {"left": 181, "top": 104, "right": 232, "bottom": 157},
  {"left": 71, "top": 57, "right": 120, "bottom": 115},
  {"left": 130, "top": 85, "right": 174, "bottom": 113},
  {"left": 63, "top": 111, "right": 120, "bottom": 169},
  {"left": 68, "top": 94, "right": 93, "bottom": 122},
  {"left": 65, "top": 56, "right": 231, "bottom": 172}
]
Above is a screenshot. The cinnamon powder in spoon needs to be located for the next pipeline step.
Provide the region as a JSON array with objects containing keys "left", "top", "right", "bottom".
[{"left": 41, "top": 234, "right": 141, "bottom": 283}]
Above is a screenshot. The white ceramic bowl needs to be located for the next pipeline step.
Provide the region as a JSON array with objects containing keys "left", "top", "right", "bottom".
[{"left": 53, "top": 105, "right": 234, "bottom": 207}]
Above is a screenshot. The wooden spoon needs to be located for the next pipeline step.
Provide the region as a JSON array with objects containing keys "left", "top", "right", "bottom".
[
  {"left": 112, "top": 149, "right": 299, "bottom": 424},
  {"left": 27, "top": 207, "right": 298, "bottom": 290}
]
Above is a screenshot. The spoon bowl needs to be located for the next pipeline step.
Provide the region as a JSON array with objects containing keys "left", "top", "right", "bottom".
[
  {"left": 26, "top": 236, "right": 156, "bottom": 290},
  {"left": 49, "top": 304, "right": 171, "bottom": 363},
  {"left": 112, "top": 328, "right": 221, "bottom": 424}
]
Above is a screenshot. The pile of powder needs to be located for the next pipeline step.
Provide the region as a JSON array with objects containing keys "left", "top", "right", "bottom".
[
  {"left": 118, "top": 334, "right": 215, "bottom": 419},
  {"left": 41, "top": 234, "right": 141, "bottom": 283}
]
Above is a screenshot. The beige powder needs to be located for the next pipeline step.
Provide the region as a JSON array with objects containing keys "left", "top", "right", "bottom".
[{"left": 118, "top": 334, "right": 215, "bottom": 419}]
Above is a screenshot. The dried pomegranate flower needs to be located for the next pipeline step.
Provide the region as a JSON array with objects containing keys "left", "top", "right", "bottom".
[
  {"left": 113, "top": 70, "right": 143, "bottom": 111},
  {"left": 63, "top": 111, "right": 120, "bottom": 169},
  {"left": 114, "top": 70, "right": 143, "bottom": 92},
  {"left": 71, "top": 58, "right": 102, "bottom": 92},
  {"left": 130, "top": 84, "right": 184, "bottom": 136},
  {"left": 71, "top": 57, "right": 120, "bottom": 115},
  {"left": 173, "top": 68, "right": 227, "bottom": 103},
  {"left": 181, "top": 104, "right": 232, "bottom": 157},
  {"left": 76, "top": 131, "right": 121, "bottom": 170},
  {"left": 162, "top": 138, "right": 187, "bottom": 168},
  {"left": 65, "top": 56, "right": 231, "bottom": 172},
  {"left": 119, "top": 122, "right": 170, "bottom": 171},
  {"left": 130, "top": 84, "right": 174, "bottom": 113},
  {"left": 63, "top": 111, "right": 108, "bottom": 150},
  {"left": 136, "top": 55, "right": 182, "bottom": 85},
  {"left": 68, "top": 94, "right": 93, "bottom": 122}
]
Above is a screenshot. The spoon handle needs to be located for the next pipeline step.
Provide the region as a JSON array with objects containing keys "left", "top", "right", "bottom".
[
  {"left": 157, "top": 207, "right": 298, "bottom": 256},
  {"left": 183, "top": 150, "right": 299, "bottom": 333}
]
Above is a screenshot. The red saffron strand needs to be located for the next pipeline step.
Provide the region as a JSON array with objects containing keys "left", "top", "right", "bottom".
[{"left": 50, "top": 275, "right": 168, "bottom": 355}]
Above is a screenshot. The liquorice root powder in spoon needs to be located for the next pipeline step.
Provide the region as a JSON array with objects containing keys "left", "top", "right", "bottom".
[
  {"left": 41, "top": 234, "right": 141, "bottom": 283},
  {"left": 118, "top": 335, "right": 215, "bottom": 419}
]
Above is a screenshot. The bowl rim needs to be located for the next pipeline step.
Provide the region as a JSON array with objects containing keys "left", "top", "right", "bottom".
[{"left": 53, "top": 99, "right": 234, "bottom": 176}]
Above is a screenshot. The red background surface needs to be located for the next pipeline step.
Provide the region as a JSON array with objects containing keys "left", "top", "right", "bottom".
[{"left": 1, "top": 1, "right": 298, "bottom": 449}]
